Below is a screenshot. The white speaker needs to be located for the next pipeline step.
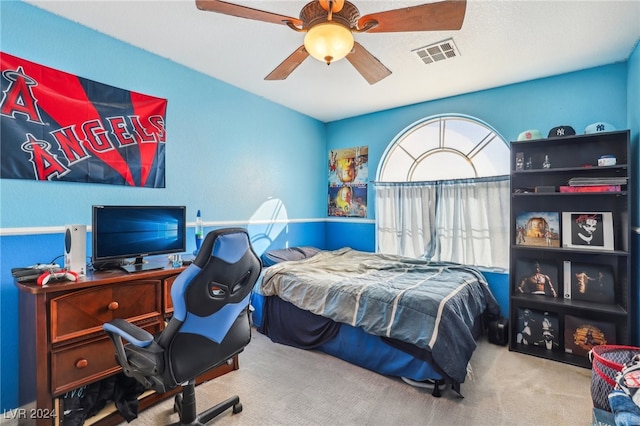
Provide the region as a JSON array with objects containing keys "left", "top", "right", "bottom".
[{"left": 64, "top": 224, "right": 87, "bottom": 275}]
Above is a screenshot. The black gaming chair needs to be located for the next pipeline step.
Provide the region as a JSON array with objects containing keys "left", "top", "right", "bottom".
[{"left": 103, "top": 228, "right": 261, "bottom": 425}]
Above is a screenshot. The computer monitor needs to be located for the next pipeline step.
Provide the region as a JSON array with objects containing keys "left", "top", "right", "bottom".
[{"left": 92, "top": 205, "right": 186, "bottom": 272}]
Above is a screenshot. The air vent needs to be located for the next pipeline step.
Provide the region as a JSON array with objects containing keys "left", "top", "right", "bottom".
[{"left": 412, "top": 38, "right": 459, "bottom": 65}]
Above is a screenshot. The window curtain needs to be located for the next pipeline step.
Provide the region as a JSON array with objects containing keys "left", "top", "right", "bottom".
[
  {"left": 374, "top": 176, "right": 509, "bottom": 269},
  {"left": 374, "top": 182, "right": 437, "bottom": 259}
]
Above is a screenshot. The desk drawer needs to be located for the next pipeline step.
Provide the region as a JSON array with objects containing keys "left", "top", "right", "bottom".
[
  {"left": 51, "top": 280, "right": 162, "bottom": 343},
  {"left": 51, "top": 323, "right": 161, "bottom": 396}
]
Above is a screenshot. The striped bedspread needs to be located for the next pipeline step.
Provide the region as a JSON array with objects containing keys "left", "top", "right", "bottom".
[{"left": 260, "top": 248, "right": 500, "bottom": 383}]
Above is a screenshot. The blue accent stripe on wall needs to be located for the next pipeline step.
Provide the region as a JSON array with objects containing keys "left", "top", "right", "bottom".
[{"left": 325, "top": 220, "right": 375, "bottom": 252}]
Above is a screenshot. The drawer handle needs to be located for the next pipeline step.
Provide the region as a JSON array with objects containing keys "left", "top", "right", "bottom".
[
  {"left": 75, "top": 359, "right": 88, "bottom": 369},
  {"left": 108, "top": 301, "right": 119, "bottom": 311}
]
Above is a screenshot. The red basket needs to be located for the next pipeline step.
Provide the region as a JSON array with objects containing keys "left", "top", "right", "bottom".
[{"left": 590, "top": 345, "right": 640, "bottom": 412}]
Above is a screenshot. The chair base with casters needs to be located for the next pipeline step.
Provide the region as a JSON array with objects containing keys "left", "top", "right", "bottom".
[
  {"left": 103, "top": 228, "right": 262, "bottom": 425},
  {"left": 170, "top": 379, "right": 242, "bottom": 426}
]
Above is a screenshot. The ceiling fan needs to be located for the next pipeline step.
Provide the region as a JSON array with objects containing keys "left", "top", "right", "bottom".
[{"left": 195, "top": 0, "right": 467, "bottom": 84}]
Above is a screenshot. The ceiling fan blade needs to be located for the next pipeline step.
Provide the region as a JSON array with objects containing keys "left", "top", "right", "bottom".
[
  {"left": 346, "top": 42, "right": 392, "bottom": 85},
  {"left": 265, "top": 46, "right": 310, "bottom": 81},
  {"left": 358, "top": 0, "right": 466, "bottom": 33},
  {"left": 196, "top": 0, "right": 303, "bottom": 27}
]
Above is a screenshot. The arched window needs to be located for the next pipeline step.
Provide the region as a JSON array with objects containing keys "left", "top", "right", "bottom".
[
  {"left": 378, "top": 115, "right": 509, "bottom": 182},
  {"left": 375, "top": 115, "right": 510, "bottom": 268}
]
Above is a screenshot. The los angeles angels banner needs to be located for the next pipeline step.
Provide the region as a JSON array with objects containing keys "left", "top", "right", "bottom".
[{"left": 0, "top": 52, "right": 167, "bottom": 187}]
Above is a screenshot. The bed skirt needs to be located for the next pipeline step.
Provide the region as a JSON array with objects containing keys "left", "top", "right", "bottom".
[{"left": 254, "top": 293, "right": 445, "bottom": 383}]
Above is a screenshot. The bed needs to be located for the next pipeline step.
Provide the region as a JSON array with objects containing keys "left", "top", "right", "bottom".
[{"left": 250, "top": 247, "right": 500, "bottom": 396}]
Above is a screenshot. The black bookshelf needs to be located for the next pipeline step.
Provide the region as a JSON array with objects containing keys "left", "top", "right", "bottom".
[{"left": 508, "top": 130, "right": 632, "bottom": 367}]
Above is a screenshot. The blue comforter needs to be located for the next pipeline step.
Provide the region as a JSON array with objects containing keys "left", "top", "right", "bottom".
[{"left": 260, "top": 248, "right": 500, "bottom": 383}]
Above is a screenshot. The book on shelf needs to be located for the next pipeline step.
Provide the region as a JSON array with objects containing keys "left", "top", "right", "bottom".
[
  {"left": 567, "top": 177, "right": 627, "bottom": 186},
  {"left": 559, "top": 185, "right": 621, "bottom": 193}
]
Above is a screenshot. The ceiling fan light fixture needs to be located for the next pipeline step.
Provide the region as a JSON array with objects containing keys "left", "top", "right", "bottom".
[{"left": 304, "top": 22, "right": 354, "bottom": 65}]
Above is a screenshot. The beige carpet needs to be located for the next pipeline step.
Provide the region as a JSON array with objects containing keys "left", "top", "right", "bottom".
[{"left": 129, "top": 329, "right": 593, "bottom": 426}]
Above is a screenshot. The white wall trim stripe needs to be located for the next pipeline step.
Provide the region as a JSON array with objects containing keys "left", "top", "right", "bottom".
[{"left": 0, "top": 217, "right": 376, "bottom": 236}]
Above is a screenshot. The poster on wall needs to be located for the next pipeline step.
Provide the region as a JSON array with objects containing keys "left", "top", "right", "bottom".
[
  {"left": 328, "top": 146, "right": 368, "bottom": 217},
  {"left": 0, "top": 52, "right": 167, "bottom": 187}
]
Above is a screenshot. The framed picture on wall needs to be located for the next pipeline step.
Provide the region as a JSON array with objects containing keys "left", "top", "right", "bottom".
[
  {"left": 515, "top": 211, "right": 560, "bottom": 248},
  {"left": 563, "top": 261, "right": 615, "bottom": 304},
  {"left": 561, "top": 212, "right": 614, "bottom": 250},
  {"left": 515, "top": 258, "right": 559, "bottom": 298},
  {"left": 564, "top": 315, "right": 616, "bottom": 357}
]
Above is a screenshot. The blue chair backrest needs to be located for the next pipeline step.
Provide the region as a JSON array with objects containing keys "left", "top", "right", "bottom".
[{"left": 170, "top": 228, "right": 260, "bottom": 343}]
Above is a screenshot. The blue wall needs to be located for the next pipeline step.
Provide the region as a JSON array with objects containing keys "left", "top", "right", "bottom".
[
  {"left": 326, "top": 63, "right": 631, "bottom": 219},
  {"left": 1, "top": 0, "right": 638, "bottom": 412},
  {"left": 0, "top": 2, "right": 328, "bottom": 229},
  {"left": 325, "top": 60, "right": 639, "bottom": 326},
  {"left": 0, "top": 1, "right": 329, "bottom": 411}
]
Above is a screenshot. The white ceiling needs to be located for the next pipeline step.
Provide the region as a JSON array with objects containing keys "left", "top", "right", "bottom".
[{"left": 25, "top": 0, "right": 640, "bottom": 122}]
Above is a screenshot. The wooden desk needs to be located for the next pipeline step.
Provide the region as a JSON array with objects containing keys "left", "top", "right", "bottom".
[{"left": 15, "top": 267, "right": 239, "bottom": 426}]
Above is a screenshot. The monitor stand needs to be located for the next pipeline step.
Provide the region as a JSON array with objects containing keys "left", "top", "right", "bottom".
[{"left": 120, "top": 257, "right": 164, "bottom": 273}]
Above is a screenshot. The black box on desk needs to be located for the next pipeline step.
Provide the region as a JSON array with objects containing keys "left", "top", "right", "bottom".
[{"left": 535, "top": 186, "right": 556, "bottom": 193}]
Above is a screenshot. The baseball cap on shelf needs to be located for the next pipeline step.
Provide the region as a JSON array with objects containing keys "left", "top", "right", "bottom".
[
  {"left": 547, "top": 126, "right": 576, "bottom": 138},
  {"left": 517, "top": 129, "right": 543, "bottom": 141},
  {"left": 584, "top": 122, "right": 616, "bottom": 134}
]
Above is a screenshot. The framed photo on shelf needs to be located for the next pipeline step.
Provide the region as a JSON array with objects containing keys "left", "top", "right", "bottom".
[
  {"left": 561, "top": 212, "right": 614, "bottom": 250},
  {"left": 515, "top": 308, "right": 559, "bottom": 351},
  {"left": 515, "top": 211, "right": 560, "bottom": 248},
  {"left": 564, "top": 315, "right": 616, "bottom": 357},
  {"left": 563, "top": 261, "right": 615, "bottom": 304},
  {"left": 515, "top": 258, "right": 559, "bottom": 298}
]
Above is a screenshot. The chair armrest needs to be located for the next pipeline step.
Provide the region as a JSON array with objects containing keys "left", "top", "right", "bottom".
[
  {"left": 103, "top": 318, "right": 154, "bottom": 347},
  {"left": 103, "top": 318, "right": 165, "bottom": 389}
]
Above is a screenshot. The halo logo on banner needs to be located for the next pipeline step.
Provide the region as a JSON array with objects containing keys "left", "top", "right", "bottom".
[{"left": 0, "top": 52, "right": 167, "bottom": 187}]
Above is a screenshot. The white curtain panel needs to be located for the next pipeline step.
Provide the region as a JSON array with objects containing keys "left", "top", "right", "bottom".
[
  {"left": 375, "top": 176, "right": 509, "bottom": 269},
  {"left": 432, "top": 177, "right": 510, "bottom": 269},
  {"left": 374, "top": 182, "right": 437, "bottom": 258}
]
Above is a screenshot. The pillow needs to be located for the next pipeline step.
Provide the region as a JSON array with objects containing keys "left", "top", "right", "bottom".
[{"left": 261, "top": 246, "right": 321, "bottom": 267}]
